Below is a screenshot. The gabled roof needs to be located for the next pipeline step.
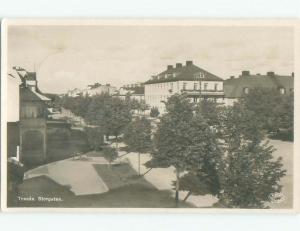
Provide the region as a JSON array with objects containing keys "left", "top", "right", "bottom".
[
  {"left": 224, "top": 74, "right": 294, "bottom": 98},
  {"left": 145, "top": 62, "right": 223, "bottom": 84},
  {"left": 20, "top": 87, "right": 51, "bottom": 102}
]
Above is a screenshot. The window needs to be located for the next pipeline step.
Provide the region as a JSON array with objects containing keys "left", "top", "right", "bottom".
[
  {"left": 214, "top": 83, "right": 218, "bottom": 91},
  {"left": 183, "top": 82, "right": 187, "bottom": 90},
  {"left": 194, "top": 83, "right": 197, "bottom": 90},
  {"left": 194, "top": 72, "right": 205, "bottom": 80},
  {"left": 204, "top": 83, "right": 208, "bottom": 91},
  {"left": 280, "top": 88, "right": 286, "bottom": 95},
  {"left": 170, "top": 82, "right": 173, "bottom": 90},
  {"left": 244, "top": 87, "right": 249, "bottom": 94}
]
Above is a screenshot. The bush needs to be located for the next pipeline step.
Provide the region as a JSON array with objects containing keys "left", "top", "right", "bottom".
[
  {"left": 150, "top": 107, "right": 160, "bottom": 118},
  {"left": 102, "top": 146, "right": 118, "bottom": 164}
]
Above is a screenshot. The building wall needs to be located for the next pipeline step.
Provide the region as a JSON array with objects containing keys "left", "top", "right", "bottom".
[
  {"left": 7, "top": 76, "right": 20, "bottom": 122},
  {"left": 7, "top": 122, "right": 20, "bottom": 158},
  {"left": 83, "top": 86, "right": 117, "bottom": 96},
  {"left": 67, "top": 89, "right": 81, "bottom": 97},
  {"left": 19, "top": 100, "right": 48, "bottom": 165},
  {"left": 19, "top": 118, "right": 47, "bottom": 164},
  {"left": 145, "top": 80, "right": 224, "bottom": 113}
]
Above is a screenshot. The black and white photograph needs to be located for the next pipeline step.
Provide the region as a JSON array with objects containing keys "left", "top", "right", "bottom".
[{"left": 1, "top": 20, "right": 298, "bottom": 211}]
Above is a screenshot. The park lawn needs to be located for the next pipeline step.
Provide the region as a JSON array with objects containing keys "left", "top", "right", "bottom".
[
  {"left": 92, "top": 163, "right": 153, "bottom": 190},
  {"left": 77, "top": 184, "right": 194, "bottom": 208},
  {"left": 9, "top": 176, "right": 76, "bottom": 208},
  {"left": 11, "top": 175, "right": 193, "bottom": 208},
  {"left": 11, "top": 161, "right": 193, "bottom": 208}
]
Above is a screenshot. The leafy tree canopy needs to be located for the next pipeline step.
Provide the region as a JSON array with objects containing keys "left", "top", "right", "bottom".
[{"left": 123, "top": 117, "right": 152, "bottom": 153}]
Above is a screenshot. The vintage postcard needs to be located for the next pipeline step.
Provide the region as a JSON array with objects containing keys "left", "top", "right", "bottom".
[{"left": 1, "top": 19, "right": 299, "bottom": 212}]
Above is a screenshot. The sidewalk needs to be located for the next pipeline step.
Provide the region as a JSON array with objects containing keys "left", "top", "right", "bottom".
[
  {"left": 24, "top": 157, "right": 109, "bottom": 196},
  {"left": 116, "top": 143, "right": 218, "bottom": 208}
]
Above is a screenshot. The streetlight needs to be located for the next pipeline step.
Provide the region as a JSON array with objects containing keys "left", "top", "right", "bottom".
[{"left": 194, "top": 72, "right": 205, "bottom": 102}]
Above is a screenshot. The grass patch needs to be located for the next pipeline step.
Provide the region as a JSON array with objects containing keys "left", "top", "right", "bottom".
[
  {"left": 11, "top": 176, "right": 194, "bottom": 208},
  {"left": 93, "top": 163, "right": 153, "bottom": 190},
  {"left": 77, "top": 184, "right": 194, "bottom": 208},
  {"left": 86, "top": 150, "right": 104, "bottom": 157}
]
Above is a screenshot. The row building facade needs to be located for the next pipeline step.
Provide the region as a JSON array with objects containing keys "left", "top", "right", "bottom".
[
  {"left": 224, "top": 71, "right": 294, "bottom": 106},
  {"left": 144, "top": 61, "right": 224, "bottom": 113}
]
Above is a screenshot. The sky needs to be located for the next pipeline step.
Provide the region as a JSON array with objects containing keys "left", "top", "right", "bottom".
[{"left": 7, "top": 25, "right": 294, "bottom": 95}]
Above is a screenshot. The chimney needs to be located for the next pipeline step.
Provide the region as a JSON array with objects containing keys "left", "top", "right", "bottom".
[
  {"left": 186, "top": 60, "right": 193, "bottom": 66},
  {"left": 292, "top": 72, "right": 294, "bottom": 77},
  {"left": 176, "top": 63, "right": 182, "bottom": 68},
  {"left": 242, "top": 71, "right": 250, "bottom": 77},
  {"left": 230, "top": 76, "right": 235, "bottom": 80},
  {"left": 167, "top": 65, "right": 173, "bottom": 70},
  {"left": 267, "top": 71, "right": 275, "bottom": 77}
]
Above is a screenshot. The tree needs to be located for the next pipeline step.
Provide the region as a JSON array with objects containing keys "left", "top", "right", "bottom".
[
  {"left": 85, "top": 93, "right": 112, "bottom": 134},
  {"left": 217, "top": 103, "right": 286, "bottom": 208},
  {"left": 61, "top": 95, "right": 92, "bottom": 118},
  {"left": 123, "top": 117, "right": 152, "bottom": 175},
  {"left": 177, "top": 170, "right": 220, "bottom": 202},
  {"left": 151, "top": 94, "right": 194, "bottom": 206},
  {"left": 86, "top": 94, "right": 132, "bottom": 148},
  {"left": 138, "top": 100, "right": 150, "bottom": 115},
  {"left": 240, "top": 88, "right": 294, "bottom": 140},
  {"left": 195, "top": 99, "right": 221, "bottom": 127},
  {"left": 125, "top": 97, "right": 140, "bottom": 113},
  {"left": 176, "top": 113, "right": 222, "bottom": 201},
  {"left": 108, "top": 97, "right": 132, "bottom": 148},
  {"left": 150, "top": 107, "right": 160, "bottom": 118},
  {"left": 218, "top": 141, "right": 286, "bottom": 208},
  {"left": 102, "top": 146, "right": 118, "bottom": 166},
  {"left": 150, "top": 94, "right": 221, "bottom": 206},
  {"left": 272, "top": 92, "right": 294, "bottom": 141},
  {"left": 84, "top": 127, "right": 104, "bottom": 151}
]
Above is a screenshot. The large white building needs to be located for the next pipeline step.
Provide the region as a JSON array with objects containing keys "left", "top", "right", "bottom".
[
  {"left": 66, "top": 88, "right": 81, "bottom": 97},
  {"left": 144, "top": 61, "right": 224, "bottom": 113},
  {"left": 83, "top": 83, "right": 117, "bottom": 96}
]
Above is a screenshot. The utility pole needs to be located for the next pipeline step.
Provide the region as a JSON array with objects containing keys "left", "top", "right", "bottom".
[{"left": 195, "top": 72, "right": 204, "bottom": 103}]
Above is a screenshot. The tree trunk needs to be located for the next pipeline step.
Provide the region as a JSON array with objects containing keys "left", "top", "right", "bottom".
[
  {"left": 175, "top": 168, "right": 180, "bottom": 207},
  {"left": 138, "top": 152, "right": 140, "bottom": 176},
  {"left": 183, "top": 190, "right": 192, "bottom": 202}
]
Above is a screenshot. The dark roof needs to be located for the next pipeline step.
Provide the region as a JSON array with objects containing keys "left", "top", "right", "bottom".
[
  {"left": 124, "top": 86, "right": 145, "bottom": 94},
  {"left": 145, "top": 62, "right": 223, "bottom": 84},
  {"left": 20, "top": 87, "right": 51, "bottom": 102},
  {"left": 224, "top": 74, "right": 294, "bottom": 98}
]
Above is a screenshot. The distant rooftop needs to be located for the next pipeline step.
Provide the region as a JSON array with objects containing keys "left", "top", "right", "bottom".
[
  {"left": 145, "top": 60, "right": 223, "bottom": 84},
  {"left": 224, "top": 71, "right": 294, "bottom": 98}
]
